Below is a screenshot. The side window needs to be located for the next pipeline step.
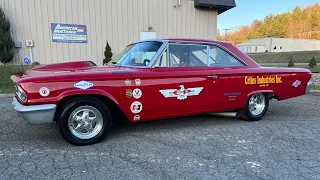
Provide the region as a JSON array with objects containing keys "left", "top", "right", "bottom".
[
  {"left": 192, "top": 50, "right": 208, "bottom": 65},
  {"left": 155, "top": 49, "right": 168, "bottom": 67},
  {"left": 155, "top": 49, "right": 181, "bottom": 67},
  {"left": 168, "top": 44, "right": 207, "bottom": 67},
  {"left": 209, "top": 46, "right": 243, "bottom": 66},
  {"left": 171, "top": 53, "right": 180, "bottom": 67},
  {"left": 154, "top": 44, "right": 208, "bottom": 67}
]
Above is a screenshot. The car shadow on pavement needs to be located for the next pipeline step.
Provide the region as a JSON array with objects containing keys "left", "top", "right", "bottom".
[{"left": 104, "top": 114, "right": 249, "bottom": 140}]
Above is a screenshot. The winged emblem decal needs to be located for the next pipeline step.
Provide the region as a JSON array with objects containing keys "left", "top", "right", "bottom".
[{"left": 159, "top": 85, "right": 204, "bottom": 100}]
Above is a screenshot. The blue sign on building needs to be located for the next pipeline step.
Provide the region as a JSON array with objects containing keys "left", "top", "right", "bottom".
[
  {"left": 51, "top": 23, "right": 87, "bottom": 43},
  {"left": 23, "top": 58, "right": 29, "bottom": 64}
]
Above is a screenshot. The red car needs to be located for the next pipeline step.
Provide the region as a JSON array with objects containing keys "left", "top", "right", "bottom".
[{"left": 11, "top": 38, "right": 312, "bottom": 145}]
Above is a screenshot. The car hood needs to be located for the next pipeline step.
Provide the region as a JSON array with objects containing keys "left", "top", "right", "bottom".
[{"left": 11, "top": 61, "right": 139, "bottom": 83}]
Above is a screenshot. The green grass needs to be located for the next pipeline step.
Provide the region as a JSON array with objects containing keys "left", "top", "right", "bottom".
[
  {"left": 312, "top": 85, "right": 320, "bottom": 90},
  {"left": 248, "top": 51, "right": 320, "bottom": 64},
  {"left": 0, "top": 65, "right": 31, "bottom": 94},
  {"left": 261, "top": 64, "right": 320, "bottom": 73}
]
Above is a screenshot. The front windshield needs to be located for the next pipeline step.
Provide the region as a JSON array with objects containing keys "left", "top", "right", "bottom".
[{"left": 108, "top": 41, "right": 163, "bottom": 67}]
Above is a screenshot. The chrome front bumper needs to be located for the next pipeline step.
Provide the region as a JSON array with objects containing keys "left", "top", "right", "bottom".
[
  {"left": 12, "top": 97, "right": 57, "bottom": 125},
  {"left": 305, "top": 80, "right": 312, "bottom": 94}
]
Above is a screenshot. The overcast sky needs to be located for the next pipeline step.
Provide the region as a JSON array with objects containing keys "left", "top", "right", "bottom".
[{"left": 218, "top": 0, "right": 320, "bottom": 31}]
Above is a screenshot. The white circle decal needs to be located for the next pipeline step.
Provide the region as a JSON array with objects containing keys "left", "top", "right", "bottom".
[
  {"left": 130, "top": 101, "right": 143, "bottom": 114},
  {"left": 133, "top": 88, "right": 142, "bottom": 99},
  {"left": 134, "top": 115, "right": 140, "bottom": 121},
  {"left": 39, "top": 87, "right": 50, "bottom": 97}
]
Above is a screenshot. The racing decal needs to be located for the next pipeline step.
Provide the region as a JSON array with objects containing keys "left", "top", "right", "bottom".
[
  {"left": 39, "top": 87, "right": 50, "bottom": 97},
  {"left": 126, "top": 89, "right": 133, "bottom": 98},
  {"left": 112, "top": 71, "right": 132, "bottom": 76},
  {"left": 74, "top": 81, "right": 94, "bottom": 90},
  {"left": 130, "top": 101, "right": 143, "bottom": 114},
  {"left": 224, "top": 92, "right": 241, "bottom": 101},
  {"left": 133, "top": 88, "right": 142, "bottom": 99},
  {"left": 135, "top": 79, "right": 141, "bottom": 86},
  {"left": 292, "top": 80, "right": 301, "bottom": 87},
  {"left": 125, "top": 79, "right": 132, "bottom": 86},
  {"left": 134, "top": 115, "right": 140, "bottom": 121},
  {"left": 245, "top": 75, "right": 282, "bottom": 87},
  {"left": 159, "top": 85, "right": 203, "bottom": 100}
]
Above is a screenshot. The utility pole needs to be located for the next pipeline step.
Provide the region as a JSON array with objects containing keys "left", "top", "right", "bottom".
[{"left": 222, "top": 29, "right": 231, "bottom": 41}]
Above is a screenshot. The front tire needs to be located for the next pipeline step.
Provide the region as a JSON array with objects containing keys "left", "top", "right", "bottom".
[
  {"left": 57, "top": 97, "right": 112, "bottom": 145},
  {"left": 239, "top": 93, "right": 269, "bottom": 121}
]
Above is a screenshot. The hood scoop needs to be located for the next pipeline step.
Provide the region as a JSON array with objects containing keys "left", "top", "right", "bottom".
[{"left": 32, "top": 61, "right": 96, "bottom": 71}]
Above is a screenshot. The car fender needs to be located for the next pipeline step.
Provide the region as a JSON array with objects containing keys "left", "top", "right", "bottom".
[
  {"left": 56, "top": 89, "right": 120, "bottom": 106},
  {"left": 247, "top": 90, "right": 274, "bottom": 98}
]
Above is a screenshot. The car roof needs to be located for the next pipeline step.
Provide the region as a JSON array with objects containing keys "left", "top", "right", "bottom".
[
  {"left": 129, "top": 38, "right": 260, "bottom": 68},
  {"left": 135, "top": 38, "right": 230, "bottom": 45}
]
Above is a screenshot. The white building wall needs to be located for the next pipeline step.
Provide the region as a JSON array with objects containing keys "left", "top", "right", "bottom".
[
  {"left": 237, "top": 38, "right": 320, "bottom": 53},
  {"left": 0, "top": 0, "right": 218, "bottom": 65},
  {"left": 237, "top": 45, "right": 265, "bottom": 53},
  {"left": 236, "top": 38, "right": 269, "bottom": 53}
]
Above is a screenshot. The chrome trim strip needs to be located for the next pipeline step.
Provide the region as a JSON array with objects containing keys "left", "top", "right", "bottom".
[
  {"left": 207, "top": 45, "right": 210, "bottom": 66},
  {"left": 305, "top": 80, "right": 312, "bottom": 94},
  {"left": 149, "top": 40, "right": 169, "bottom": 68},
  {"left": 12, "top": 97, "right": 57, "bottom": 125},
  {"left": 207, "top": 112, "right": 237, "bottom": 117},
  {"left": 166, "top": 45, "right": 170, "bottom": 67}
]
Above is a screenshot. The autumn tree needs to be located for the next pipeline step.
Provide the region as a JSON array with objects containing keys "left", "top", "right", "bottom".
[{"left": 218, "top": 3, "right": 320, "bottom": 45}]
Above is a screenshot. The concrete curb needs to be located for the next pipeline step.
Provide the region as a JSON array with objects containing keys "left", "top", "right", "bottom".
[
  {"left": 310, "top": 90, "right": 320, "bottom": 93},
  {"left": 0, "top": 94, "right": 14, "bottom": 98}
]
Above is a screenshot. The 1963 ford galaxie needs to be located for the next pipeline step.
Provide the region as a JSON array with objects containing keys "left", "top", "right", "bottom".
[{"left": 11, "top": 38, "right": 312, "bottom": 145}]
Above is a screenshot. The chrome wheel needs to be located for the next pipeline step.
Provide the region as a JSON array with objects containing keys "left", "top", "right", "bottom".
[
  {"left": 249, "top": 93, "right": 266, "bottom": 116},
  {"left": 68, "top": 106, "right": 103, "bottom": 140}
]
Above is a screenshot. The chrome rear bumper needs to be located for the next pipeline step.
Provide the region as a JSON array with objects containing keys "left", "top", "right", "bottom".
[
  {"left": 305, "top": 80, "right": 312, "bottom": 94},
  {"left": 12, "top": 97, "right": 57, "bottom": 125}
]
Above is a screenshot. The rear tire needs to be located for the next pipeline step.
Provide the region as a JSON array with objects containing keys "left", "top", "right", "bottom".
[
  {"left": 239, "top": 93, "right": 269, "bottom": 121},
  {"left": 57, "top": 97, "right": 112, "bottom": 145}
]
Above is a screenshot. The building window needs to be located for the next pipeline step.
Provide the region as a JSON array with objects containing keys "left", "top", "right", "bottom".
[{"left": 255, "top": 47, "right": 258, "bottom": 52}]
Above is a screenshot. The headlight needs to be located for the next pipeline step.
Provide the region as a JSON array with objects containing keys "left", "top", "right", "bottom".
[{"left": 15, "top": 85, "right": 27, "bottom": 102}]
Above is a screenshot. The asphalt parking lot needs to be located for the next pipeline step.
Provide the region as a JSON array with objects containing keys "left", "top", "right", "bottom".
[{"left": 0, "top": 94, "right": 320, "bottom": 180}]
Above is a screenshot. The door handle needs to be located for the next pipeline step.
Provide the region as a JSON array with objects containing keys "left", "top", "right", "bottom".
[{"left": 207, "top": 75, "right": 218, "bottom": 79}]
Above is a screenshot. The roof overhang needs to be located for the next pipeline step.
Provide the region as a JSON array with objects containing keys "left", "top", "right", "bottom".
[{"left": 194, "top": 0, "right": 236, "bottom": 14}]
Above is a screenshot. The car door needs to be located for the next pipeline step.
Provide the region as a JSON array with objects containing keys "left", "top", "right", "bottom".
[
  {"left": 139, "top": 43, "right": 212, "bottom": 120},
  {"left": 204, "top": 45, "right": 248, "bottom": 111}
]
